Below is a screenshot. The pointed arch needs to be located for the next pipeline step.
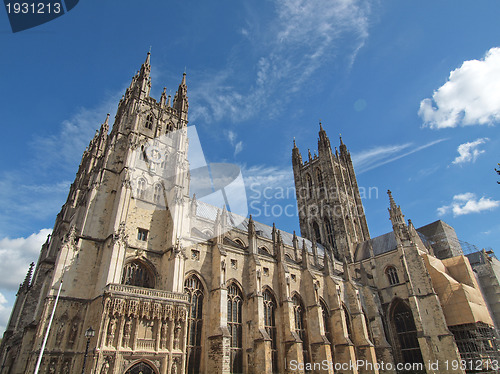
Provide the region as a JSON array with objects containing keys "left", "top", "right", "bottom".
[
  {"left": 124, "top": 359, "right": 160, "bottom": 374},
  {"left": 324, "top": 217, "right": 335, "bottom": 250},
  {"left": 385, "top": 265, "right": 400, "bottom": 285},
  {"left": 185, "top": 274, "right": 205, "bottom": 374},
  {"left": 227, "top": 282, "right": 243, "bottom": 373},
  {"left": 388, "top": 298, "right": 423, "bottom": 365},
  {"left": 263, "top": 288, "right": 278, "bottom": 373},
  {"left": 316, "top": 168, "right": 324, "bottom": 189},
  {"left": 233, "top": 238, "right": 245, "bottom": 248},
  {"left": 145, "top": 114, "right": 154, "bottom": 130},
  {"left": 259, "top": 246, "right": 272, "bottom": 256},
  {"left": 306, "top": 173, "right": 313, "bottom": 198},
  {"left": 136, "top": 178, "right": 146, "bottom": 199},
  {"left": 153, "top": 183, "right": 163, "bottom": 204},
  {"left": 292, "top": 293, "right": 310, "bottom": 365},
  {"left": 121, "top": 258, "right": 156, "bottom": 288}
]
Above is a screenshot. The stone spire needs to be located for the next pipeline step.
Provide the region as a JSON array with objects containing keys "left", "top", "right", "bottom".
[
  {"left": 387, "top": 190, "right": 410, "bottom": 245},
  {"left": 173, "top": 72, "right": 188, "bottom": 120},
  {"left": 160, "top": 87, "right": 167, "bottom": 106},
  {"left": 292, "top": 138, "right": 302, "bottom": 166},
  {"left": 318, "top": 121, "right": 331, "bottom": 151}
]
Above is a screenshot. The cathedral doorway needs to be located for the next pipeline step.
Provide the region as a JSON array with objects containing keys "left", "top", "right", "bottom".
[{"left": 124, "top": 361, "right": 156, "bottom": 374}]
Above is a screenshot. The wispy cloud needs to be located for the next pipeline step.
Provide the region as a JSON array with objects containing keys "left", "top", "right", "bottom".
[
  {"left": 31, "top": 94, "right": 120, "bottom": 172},
  {"left": 0, "top": 90, "right": 123, "bottom": 237},
  {"left": 419, "top": 47, "right": 500, "bottom": 129},
  {"left": 438, "top": 192, "right": 500, "bottom": 217},
  {"left": 225, "top": 130, "right": 244, "bottom": 157},
  {"left": 352, "top": 138, "right": 447, "bottom": 174},
  {"left": 242, "top": 164, "right": 294, "bottom": 195},
  {"left": 452, "top": 138, "right": 489, "bottom": 165},
  {"left": 191, "top": 0, "right": 371, "bottom": 124}
]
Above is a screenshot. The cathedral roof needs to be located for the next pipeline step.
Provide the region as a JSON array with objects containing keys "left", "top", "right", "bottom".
[{"left": 194, "top": 200, "right": 326, "bottom": 256}]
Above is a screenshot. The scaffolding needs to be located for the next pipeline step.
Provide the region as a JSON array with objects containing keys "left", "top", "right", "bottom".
[{"left": 449, "top": 322, "right": 500, "bottom": 374}]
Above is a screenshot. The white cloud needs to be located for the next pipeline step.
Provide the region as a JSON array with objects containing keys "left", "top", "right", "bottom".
[
  {"left": 437, "top": 193, "right": 500, "bottom": 217},
  {"left": 419, "top": 47, "right": 500, "bottom": 129},
  {"left": 191, "top": 0, "right": 371, "bottom": 123},
  {"left": 0, "top": 229, "right": 51, "bottom": 290},
  {"left": 352, "top": 138, "right": 447, "bottom": 174},
  {"left": 0, "top": 292, "right": 11, "bottom": 334},
  {"left": 452, "top": 138, "right": 489, "bottom": 165}
]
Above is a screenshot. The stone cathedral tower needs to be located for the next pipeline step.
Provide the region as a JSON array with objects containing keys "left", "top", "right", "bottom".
[
  {"left": 0, "top": 53, "right": 193, "bottom": 374},
  {"left": 292, "top": 124, "right": 370, "bottom": 262}
]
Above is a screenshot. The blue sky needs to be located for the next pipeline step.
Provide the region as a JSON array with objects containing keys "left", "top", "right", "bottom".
[{"left": 0, "top": 0, "right": 499, "bottom": 332}]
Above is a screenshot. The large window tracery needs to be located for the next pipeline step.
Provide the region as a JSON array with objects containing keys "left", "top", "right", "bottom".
[
  {"left": 292, "top": 295, "right": 309, "bottom": 365},
  {"left": 121, "top": 260, "right": 154, "bottom": 288},
  {"left": 391, "top": 300, "right": 423, "bottom": 364},
  {"left": 264, "top": 290, "right": 278, "bottom": 372},
  {"left": 185, "top": 275, "right": 204, "bottom": 374},
  {"left": 228, "top": 283, "right": 243, "bottom": 373}
]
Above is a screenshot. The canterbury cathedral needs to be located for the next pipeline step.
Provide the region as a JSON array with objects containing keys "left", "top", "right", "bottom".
[{"left": 1, "top": 53, "right": 499, "bottom": 374}]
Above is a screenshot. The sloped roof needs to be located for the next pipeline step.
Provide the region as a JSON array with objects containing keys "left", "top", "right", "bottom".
[{"left": 194, "top": 200, "right": 326, "bottom": 256}]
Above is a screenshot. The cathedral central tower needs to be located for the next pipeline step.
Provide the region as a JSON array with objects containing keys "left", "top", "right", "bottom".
[{"left": 292, "top": 124, "right": 370, "bottom": 261}]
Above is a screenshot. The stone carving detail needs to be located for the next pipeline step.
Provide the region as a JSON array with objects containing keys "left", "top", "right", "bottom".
[
  {"left": 171, "top": 357, "right": 180, "bottom": 374},
  {"left": 100, "top": 357, "right": 111, "bottom": 374},
  {"left": 111, "top": 298, "right": 125, "bottom": 316},
  {"left": 67, "top": 319, "right": 79, "bottom": 348},
  {"left": 160, "top": 319, "right": 169, "bottom": 349},
  {"left": 113, "top": 221, "right": 129, "bottom": 246},
  {"left": 173, "top": 321, "right": 182, "bottom": 350},
  {"left": 54, "top": 319, "right": 65, "bottom": 348},
  {"left": 62, "top": 359, "right": 71, "bottom": 374},
  {"left": 48, "top": 358, "right": 57, "bottom": 374},
  {"left": 122, "top": 317, "right": 132, "bottom": 346},
  {"left": 107, "top": 317, "right": 116, "bottom": 346}
]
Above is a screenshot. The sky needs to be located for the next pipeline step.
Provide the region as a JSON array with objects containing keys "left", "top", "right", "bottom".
[{"left": 0, "top": 0, "right": 499, "bottom": 333}]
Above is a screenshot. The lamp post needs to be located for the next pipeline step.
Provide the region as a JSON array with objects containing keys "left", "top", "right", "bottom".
[{"left": 81, "top": 327, "right": 95, "bottom": 374}]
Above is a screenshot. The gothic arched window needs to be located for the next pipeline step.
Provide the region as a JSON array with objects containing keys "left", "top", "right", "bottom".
[
  {"left": 306, "top": 173, "right": 313, "bottom": 198},
  {"left": 264, "top": 290, "right": 278, "bottom": 373},
  {"left": 185, "top": 275, "right": 204, "bottom": 374},
  {"left": 386, "top": 266, "right": 399, "bottom": 285},
  {"left": 324, "top": 218, "right": 335, "bottom": 249},
  {"left": 313, "top": 221, "right": 321, "bottom": 244},
  {"left": 292, "top": 295, "right": 309, "bottom": 365},
  {"left": 316, "top": 168, "right": 324, "bottom": 189},
  {"left": 153, "top": 184, "right": 162, "bottom": 204},
  {"left": 391, "top": 300, "right": 423, "bottom": 364},
  {"left": 227, "top": 283, "right": 243, "bottom": 373},
  {"left": 136, "top": 178, "right": 146, "bottom": 199},
  {"left": 121, "top": 261, "right": 154, "bottom": 288},
  {"left": 145, "top": 114, "right": 153, "bottom": 130}
]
